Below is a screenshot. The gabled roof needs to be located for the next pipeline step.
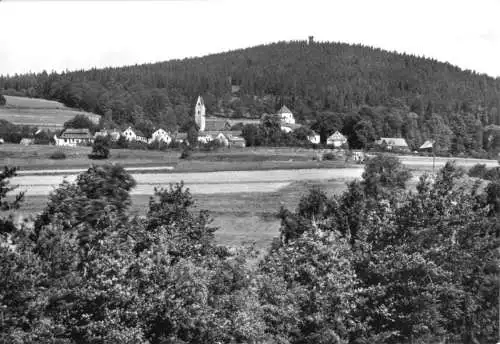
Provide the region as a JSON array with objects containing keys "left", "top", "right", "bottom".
[
  {"left": 134, "top": 129, "right": 146, "bottom": 137},
  {"left": 327, "top": 131, "right": 347, "bottom": 140},
  {"left": 419, "top": 140, "right": 434, "bottom": 149},
  {"left": 61, "top": 128, "right": 92, "bottom": 139},
  {"left": 196, "top": 95, "right": 204, "bottom": 106},
  {"left": 277, "top": 105, "right": 293, "bottom": 115},
  {"left": 205, "top": 117, "right": 232, "bottom": 131},
  {"left": 378, "top": 137, "right": 409, "bottom": 147}
]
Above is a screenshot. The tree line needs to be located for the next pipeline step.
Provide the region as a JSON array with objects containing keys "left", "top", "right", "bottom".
[{"left": 0, "top": 155, "right": 498, "bottom": 343}]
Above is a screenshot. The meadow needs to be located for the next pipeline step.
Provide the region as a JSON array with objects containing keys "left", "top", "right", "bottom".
[
  {"left": 0, "top": 144, "right": 352, "bottom": 172},
  {"left": 0, "top": 95, "right": 100, "bottom": 129}
]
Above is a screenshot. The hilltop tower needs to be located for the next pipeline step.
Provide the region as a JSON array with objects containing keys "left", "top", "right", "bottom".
[
  {"left": 308, "top": 36, "right": 314, "bottom": 45},
  {"left": 194, "top": 95, "right": 206, "bottom": 132}
]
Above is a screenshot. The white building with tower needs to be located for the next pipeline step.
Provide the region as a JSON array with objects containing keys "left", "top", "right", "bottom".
[{"left": 194, "top": 95, "right": 206, "bottom": 132}]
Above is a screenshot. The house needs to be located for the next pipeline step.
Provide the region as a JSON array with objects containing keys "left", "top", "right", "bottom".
[
  {"left": 229, "top": 136, "right": 246, "bottom": 148},
  {"left": 122, "top": 127, "right": 137, "bottom": 142},
  {"left": 281, "top": 126, "right": 293, "bottom": 134},
  {"left": 276, "top": 105, "right": 295, "bottom": 124},
  {"left": 122, "top": 127, "right": 147, "bottom": 143},
  {"left": 95, "top": 129, "right": 121, "bottom": 141},
  {"left": 376, "top": 137, "right": 410, "bottom": 152},
  {"left": 149, "top": 129, "right": 171, "bottom": 144},
  {"left": 197, "top": 132, "right": 213, "bottom": 144},
  {"left": 54, "top": 128, "right": 93, "bottom": 147},
  {"left": 326, "top": 131, "right": 347, "bottom": 147},
  {"left": 308, "top": 132, "right": 320, "bottom": 144},
  {"left": 174, "top": 132, "right": 188, "bottom": 144},
  {"left": 20, "top": 138, "right": 35, "bottom": 146},
  {"left": 419, "top": 140, "right": 434, "bottom": 152},
  {"left": 214, "top": 132, "right": 230, "bottom": 147}
]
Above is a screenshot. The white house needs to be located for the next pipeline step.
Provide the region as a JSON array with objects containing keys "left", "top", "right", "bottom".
[
  {"left": 149, "top": 128, "right": 172, "bottom": 144},
  {"left": 276, "top": 105, "right": 295, "bottom": 124},
  {"left": 214, "top": 132, "right": 229, "bottom": 147},
  {"left": 280, "top": 126, "right": 293, "bottom": 133},
  {"left": 55, "top": 128, "right": 93, "bottom": 147},
  {"left": 95, "top": 129, "right": 121, "bottom": 142},
  {"left": 197, "top": 132, "right": 213, "bottom": 144},
  {"left": 122, "top": 127, "right": 137, "bottom": 142},
  {"left": 327, "top": 131, "right": 348, "bottom": 147},
  {"left": 122, "top": 127, "right": 147, "bottom": 143},
  {"left": 308, "top": 132, "right": 320, "bottom": 144}
]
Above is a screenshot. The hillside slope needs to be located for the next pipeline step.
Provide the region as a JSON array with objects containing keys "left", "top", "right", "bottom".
[
  {"left": 1, "top": 40, "right": 500, "bottom": 152},
  {"left": 0, "top": 95, "right": 100, "bottom": 130}
]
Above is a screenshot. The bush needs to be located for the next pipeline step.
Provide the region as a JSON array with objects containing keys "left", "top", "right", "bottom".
[
  {"left": 0, "top": 94, "right": 6, "bottom": 106},
  {"left": 180, "top": 148, "right": 192, "bottom": 159},
  {"left": 322, "top": 152, "right": 338, "bottom": 160},
  {"left": 89, "top": 136, "right": 110, "bottom": 160},
  {"left": 49, "top": 151, "right": 66, "bottom": 160},
  {"left": 468, "top": 164, "right": 488, "bottom": 179}
]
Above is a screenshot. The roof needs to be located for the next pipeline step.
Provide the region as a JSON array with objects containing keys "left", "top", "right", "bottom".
[
  {"left": 225, "top": 118, "right": 261, "bottom": 126},
  {"left": 328, "top": 131, "right": 347, "bottom": 140},
  {"left": 281, "top": 123, "right": 302, "bottom": 130},
  {"left": 205, "top": 117, "right": 232, "bottom": 131},
  {"left": 201, "top": 130, "right": 242, "bottom": 138},
  {"left": 277, "top": 105, "right": 293, "bottom": 115},
  {"left": 196, "top": 95, "right": 204, "bottom": 106},
  {"left": 419, "top": 140, "right": 434, "bottom": 149},
  {"left": 174, "top": 132, "right": 188, "bottom": 140},
  {"left": 61, "top": 128, "right": 92, "bottom": 139},
  {"left": 378, "top": 137, "right": 409, "bottom": 147}
]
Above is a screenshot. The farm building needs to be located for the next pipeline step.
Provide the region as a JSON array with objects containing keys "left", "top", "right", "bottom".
[
  {"left": 376, "top": 137, "right": 410, "bottom": 152},
  {"left": 149, "top": 129, "right": 172, "bottom": 144},
  {"left": 20, "top": 138, "right": 35, "bottom": 146},
  {"left": 55, "top": 128, "right": 93, "bottom": 147},
  {"left": 327, "top": 131, "right": 347, "bottom": 147}
]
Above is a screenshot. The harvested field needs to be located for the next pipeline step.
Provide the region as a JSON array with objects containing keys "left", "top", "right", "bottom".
[{"left": 0, "top": 95, "right": 100, "bottom": 129}]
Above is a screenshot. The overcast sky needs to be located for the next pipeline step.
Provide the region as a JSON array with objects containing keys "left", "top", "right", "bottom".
[{"left": 1, "top": 0, "right": 499, "bottom": 77}]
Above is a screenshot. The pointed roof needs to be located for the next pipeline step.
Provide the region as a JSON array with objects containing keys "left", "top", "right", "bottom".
[
  {"left": 196, "top": 95, "right": 204, "bottom": 106},
  {"left": 277, "top": 105, "right": 292, "bottom": 114},
  {"left": 419, "top": 140, "right": 434, "bottom": 149},
  {"left": 328, "top": 131, "right": 347, "bottom": 140}
]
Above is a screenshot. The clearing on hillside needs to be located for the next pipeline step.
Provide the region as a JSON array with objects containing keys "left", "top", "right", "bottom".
[{"left": 0, "top": 95, "right": 101, "bottom": 130}]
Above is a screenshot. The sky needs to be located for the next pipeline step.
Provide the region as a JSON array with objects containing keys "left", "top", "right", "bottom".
[{"left": 0, "top": 0, "right": 499, "bottom": 78}]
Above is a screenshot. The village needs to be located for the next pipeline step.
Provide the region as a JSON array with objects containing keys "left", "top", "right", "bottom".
[{"left": 35, "top": 95, "right": 433, "bottom": 163}]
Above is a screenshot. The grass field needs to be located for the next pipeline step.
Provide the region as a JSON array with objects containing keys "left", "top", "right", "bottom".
[
  {"left": 11, "top": 179, "right": 349, "bottom": 250},
  {"left": 0, "top": 95, "right": 100, "bottom": 129},
  {"left": 0, "top": 144, "right": 353, "bottom": 172}
]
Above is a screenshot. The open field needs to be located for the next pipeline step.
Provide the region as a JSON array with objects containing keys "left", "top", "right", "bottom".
[
  {"left": 11, "top": 179, "right": 351, "bottom": 250},
  {"left": 0, "top": 144, "right": 353, "bottom": 172},
  {"left": 0, "top": 95, "right": 100, "bottom": 129}
]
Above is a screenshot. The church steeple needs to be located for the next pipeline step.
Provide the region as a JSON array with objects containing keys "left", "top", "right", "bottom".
[{"left": 194, "top": 95, "right": 206, "bottom": 132}]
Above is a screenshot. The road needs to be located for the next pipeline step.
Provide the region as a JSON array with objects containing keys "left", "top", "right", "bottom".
[{"left": 12, "top": 167, "right": 366, "bottom": 196}]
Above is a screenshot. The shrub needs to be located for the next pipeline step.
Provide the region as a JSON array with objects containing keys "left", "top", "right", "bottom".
[
  {"left": 49, "top": 151, "right": 66, "bottom": 160},
  {"left": 0, "top": 94, "right": 6, "bottom": 106},
  {"left": 468, "top": 164, "right": 488, "bottom": 179},
  {"left": 322, "top": 152, "right": 337, "bottom": 160},
  {"left": 180, "top": 148, "right": 192, "bottom": 159},
  {"left": 89, "top": 136, "right": 110, "bottom": 160}
]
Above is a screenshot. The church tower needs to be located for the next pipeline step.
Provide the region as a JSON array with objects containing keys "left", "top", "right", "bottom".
[{"left": 194, "top": 95, "right": 206, "bottom": 132}]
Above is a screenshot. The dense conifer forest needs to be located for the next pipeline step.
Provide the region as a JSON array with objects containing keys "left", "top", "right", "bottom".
[{"left": 1, "top": 40, "right": 500, "bottom": 154}]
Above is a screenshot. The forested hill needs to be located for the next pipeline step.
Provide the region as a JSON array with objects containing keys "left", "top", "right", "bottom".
[{"left": 1, "top": 40, "right": 500, "bottom": 153}]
